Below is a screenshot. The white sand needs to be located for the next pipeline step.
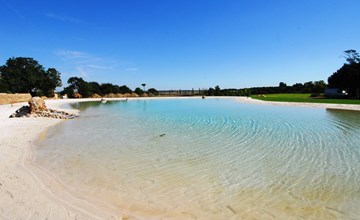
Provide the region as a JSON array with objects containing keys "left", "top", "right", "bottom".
[
  {"left": 0, "top": 97, "right": 359, "bottom": 219},
  {"left": 0, "top": 99, "right": 121, "bottom": 220}
]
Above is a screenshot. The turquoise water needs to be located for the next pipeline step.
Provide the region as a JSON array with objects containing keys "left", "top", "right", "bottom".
[{"left": 34, "top": 98, "right": 360, "bottom": 219}]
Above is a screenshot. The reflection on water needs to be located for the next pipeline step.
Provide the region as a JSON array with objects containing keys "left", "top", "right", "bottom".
[
  {"left": 34, "top": 99, "right": 360, "bottom": 219},
  {"left": 326, "top": 108, "right": 360, "bottom": 124},
  {"left": 68, "top": 100, "right": 124, "bottom": 111},
  {"left": 326, "top": 109, "right": 360, "bottom": 136}
]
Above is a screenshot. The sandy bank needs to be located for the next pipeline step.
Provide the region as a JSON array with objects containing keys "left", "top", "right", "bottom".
[
  {"left": 1, "top": 97, "right": 359, "bottom": 219},
  {"left": 0, "top": 99, "right": 121, "bottom": 220}
]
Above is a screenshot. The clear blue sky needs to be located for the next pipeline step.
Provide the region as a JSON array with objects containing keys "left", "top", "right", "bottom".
[{"left": 1, "top": 0, "right": 359, "bottom": 90}]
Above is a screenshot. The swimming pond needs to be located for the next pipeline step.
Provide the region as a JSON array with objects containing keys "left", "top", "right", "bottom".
[{"left": 34, "top": 98, "right": 360, "bottom": 219}]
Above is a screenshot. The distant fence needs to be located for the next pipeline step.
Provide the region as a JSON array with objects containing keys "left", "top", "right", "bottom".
[
  {"left": 158, "top": 89, "right": 206, "bottom": 96},
  {"left": 0, "top": 93, "right": 32, "bottom": 105}
]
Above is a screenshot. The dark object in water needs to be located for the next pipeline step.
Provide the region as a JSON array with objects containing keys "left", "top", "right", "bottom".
[
  {"left": 202, "top": 96, "right": 205, "bottom": 99},
  {"left": 226, "top": 205, "right": 237, "bottom": 214},
  {"left": 160, "top": 134, "right": 166, "bottom": 137}
]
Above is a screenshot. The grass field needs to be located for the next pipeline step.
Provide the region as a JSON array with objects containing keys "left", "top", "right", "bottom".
[{"left": 251, "top": 93, "right": 360, "bottom": 105}]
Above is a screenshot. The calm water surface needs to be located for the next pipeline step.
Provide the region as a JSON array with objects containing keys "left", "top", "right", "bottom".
[{"left": 34, "top": 98, "right": 360, "bottom": 219}]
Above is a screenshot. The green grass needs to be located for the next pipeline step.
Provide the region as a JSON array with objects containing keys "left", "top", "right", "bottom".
[{"left": 251, "top": 93, "right": 360, "bottom": 105}]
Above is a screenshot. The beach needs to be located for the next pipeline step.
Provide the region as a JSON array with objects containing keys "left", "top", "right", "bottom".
[
  {"left": 1, "top": 97, "right": 359, "bottom": 220},
  {"left": 0, "top": 99, "right": 121, "bottom": 220}
]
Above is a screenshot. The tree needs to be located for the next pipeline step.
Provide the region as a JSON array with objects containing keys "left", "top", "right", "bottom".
[
  {"left": 148, "top": 88, "right": 158, "bottom": 95},
  {"left": 0, "top": 74, "right": 9, "bottom": 92},
  {"left": 343, "top": 49, "right": 360, "bottom": 64},
  {"left": 291, "top": 83, "right": 304, "bottom": 93},
  {"left": 303, "top": 81, "right": 314, "bottom": 93},
  {"left": 0, "top": 57, "right": 62, "bottom": 96},
  {"left": 134, "top": 87, "right": 144, "bottom": 95},
  {"left": 214, "top": 85, "right": 221, "bottom": 96},
  {"left": 313, "top": 80, "right": 326, "bottom": 93},
  {"left": 99, "top": 83, "right": 115, "bottom": 95},
  {"left": 328, "top": 49, "right": 360, "bottom": 98},
  {"left": 63, "top": 77, "right": 92, "bottom": 98},
  {"left": 40, "top": 68, "right": 62, "bottom": 97},
  {"left": 141, "top": 83, "right": 146, "bottom": 92},
  {"left": 278, "top": 82, "right": 287, "bottom": 93},
  {"left": 88, "top": 81, "right": 101, "bottom": 95},
  {"left": 119, "top": 85, "right": 132, "bottom": 94},
  {"left": 328, "top": 63, "right": 360, "bottom": 97},
  {"left": 207, "top": 87, "right": 215, "bottom": 96}
]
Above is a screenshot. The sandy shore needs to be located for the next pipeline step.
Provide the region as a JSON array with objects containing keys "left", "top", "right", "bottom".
[
  {"left": 0, "top": 99, "right": 121, "bottom": 220},
  {"left": 0, "top": 97, "right": 359, "bottom": 219}
]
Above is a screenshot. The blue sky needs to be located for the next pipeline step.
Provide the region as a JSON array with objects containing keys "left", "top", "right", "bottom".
[{"left": 1, "top": 0, "right": 360, "bottom": 90}]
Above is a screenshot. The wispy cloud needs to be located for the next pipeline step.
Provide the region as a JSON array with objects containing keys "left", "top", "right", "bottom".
[
  {"left": 76, "top": 66, "right": 88, "bottom": 78},
  {"left": 55, "top": 50, "right": 104, "bottom": 65},
  {"left": 56, "top": 50, "right": 88, "bottom": 59},
  {"left": 46, "top": 13, "right": 81, "bottom": 23},
  {"left": 86, "top": 64, "right": 113, "bottom": 70},
  {"left": 54, "top": 49, "right": 118, "bottom": 81},
  {"left": 3, "top": 1, "right": 25, "bottom": 20}
]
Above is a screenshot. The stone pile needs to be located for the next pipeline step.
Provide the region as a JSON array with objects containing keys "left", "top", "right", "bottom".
[{"left": 9, "top": 97, "right": 77, "bottom": 119}]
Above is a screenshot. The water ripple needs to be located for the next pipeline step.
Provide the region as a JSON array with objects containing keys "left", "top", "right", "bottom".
[{"left": 34, "top": 99, "right": 360, "bottom": 219}]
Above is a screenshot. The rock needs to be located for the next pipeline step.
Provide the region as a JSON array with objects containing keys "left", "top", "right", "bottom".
[
  {"left": 28, "top": 97, "right": 47, "bottom": 113},
  {"left": 9, "top": 106, "right": 30, "bottom": 118},
  {"left": 10, "top": 98, "right": 77, "bottom": 119}
]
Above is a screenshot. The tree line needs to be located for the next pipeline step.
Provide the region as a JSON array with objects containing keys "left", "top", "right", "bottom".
[
  {"left": 0, "top": 50, "right": 359, "bottom": 98},
  {"left": 204, "top": 50, "right": 359, "bottom": 98},
  {"left": 61, "top": 77, "right": 158, "bottom": 98},
  {"left": 0, "top": 57, "right": 158, "bottom": 98},
  {"left": 204, "top": 80, "right": 327, "bottom": 97}
]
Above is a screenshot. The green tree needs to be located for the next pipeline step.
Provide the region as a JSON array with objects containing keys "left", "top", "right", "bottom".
[
  {"left": 207, "top": 87, "right": 215, "bottom": 96},
  {"left": 119, "top": 85, "right": 132, "bottom": 94},
  {"left": 88, "top": 81, "right": 101, "bottom": 95},
  {"left": 0, "top": 57, "right": 62, "bottom": 96},
  {"left": 63, "top": 77, "right": 92, "bottom": 98},
  {"left": 134, "top": 87, "right": 144, "bottom": 95},
  {"left": 0, "top": 74, "right": 9, "bottom": 92},
  {"left": 291, "top": 83, "right": 304, "bottom": 93},
  {"left": 148, "top": 88, "right": 159, "bottom": 95},
  {"left": 303, "top": 81, "right": 314, "bottom": 93},
  {"left": 40, "top": 68, "right": 62, "bottom": 97},
  {"left": 328, "top": 50, "right": 360, "bottom": 97},
  {"left": 279, "top": 82, "right": 287, "bottom": 93},
  {"left": 141, "top": 83, "right": 146, "bottom": 92},
  {"left": 79, "top": 83, "right": 92, "bottom": 97},
  {"left": 343, "top": 49, "right": 360, "bottom": 64},
  {"left": 214, "top": 85, "right": 221, "bottom": 96},
  {"left": 99, "top": 83, "right": 115, "bottom": 95},
  {"left": 243, "top": 88, "right": 249, "bottom": 97},
  {"left": 313, "top": 80, "right": 326, "bottom": 93}
]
